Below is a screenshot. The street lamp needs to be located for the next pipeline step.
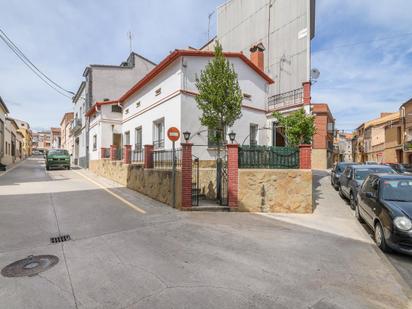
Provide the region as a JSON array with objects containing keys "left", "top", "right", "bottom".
[
  {"left": 183, "top": 131, "right": 191, "bottom": 142},
  {"left": 228, "top": 131, "right": 236, "bottom": 144}
]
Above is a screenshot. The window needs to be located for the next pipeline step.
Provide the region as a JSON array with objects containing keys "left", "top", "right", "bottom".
[
  {"left": 93, "top": 134, "right": 97, "bottom": 151},
  {"left": 112, "top": 105, "right": 122, "bottom": 113},
  {"left": 0, "top": 119, "right": 3, "bottom": 156},
  {"left": 250, "top": 124, "right": 258, "bottom": 146},
  {"left": 124, "top": 108, "right": 129, "bottom": 115},
  {"left": 208, "top": 128, "right": 225, "bottom": 148},
  {"left": 155, "top": 88, "right": 161, "bottom": 96},
  {"left": 243, "top": 93, "right": 252, "bottom": 100},
  {"left": 153, "top": 119, "right": 164, "bottom": 149},
  {"left": 136, "top": 101, "right": 141, "bottom": 108},
  {"left": 135, "top": 127, "right": 142, "bottom": 150},
  {"left": 124, "top": 131, "right": 130, "bottom": 145}
]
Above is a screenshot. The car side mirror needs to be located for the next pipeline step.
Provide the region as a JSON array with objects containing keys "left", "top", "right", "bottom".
[{"left": 366, "top": 192, "right": 375, "bottom": 199}]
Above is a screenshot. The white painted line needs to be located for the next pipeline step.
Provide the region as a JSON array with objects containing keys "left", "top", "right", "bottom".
[
  {"left": 72, "top": 170, "right": 146, "bottom": 214},
  {"left": 0, "top": 160, "right": 25, "bottom": 177}
]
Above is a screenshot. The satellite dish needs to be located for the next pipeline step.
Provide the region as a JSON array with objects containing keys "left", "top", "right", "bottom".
[{"left": 311, "top": 68, "right": 320, "bottom": 80}]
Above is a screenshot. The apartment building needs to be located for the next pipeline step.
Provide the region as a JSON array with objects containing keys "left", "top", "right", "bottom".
[
  {"left": 51, "top": 127, "right": 61, "bottom": 149},
  {"left": 400, "top": 98, "right": 412, "bottom": 164},
  {"left": 311, "top": 103, "right": 334, "bottom": 169},
  {"left": 0, "top": 97, "right": 10, "bottom": 167},
  {"left": 60, "top": 112, "right": 74, "bottom": 154},
  {"left": 13, "top": 118, "right": 32, "bottom": 158},
  {"left": 72, "top": 52, "right": 156, "bottom": 168},
  {"left": 32, "top": 131, "right": 51, "bottom": 152},
  {"left": 334, "top": 131, "right": 353, "bottom": 163}
]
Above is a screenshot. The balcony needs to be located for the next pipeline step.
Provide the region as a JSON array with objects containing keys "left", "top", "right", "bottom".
[
  {"left": 268, "top": 88, "right": 303, "bottom": 112},
  {"left": 404, "top": 140, "right": 412, "bottom": 152},
  {"left": 72, "top": 118, "right": 82, "bottom": 134}
]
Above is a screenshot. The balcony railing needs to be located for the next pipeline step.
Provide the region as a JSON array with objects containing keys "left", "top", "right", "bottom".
[
  {"left": 153, "top": 139, "right": 165, "bottom": 150},
  {"left": 267, "top": 88, "right": 303, "bottom": 111},
  {"left": 404, "top": 140, "right": 412, "bottom": 151},
  {"left": 72, "top": 118, "right": 82, "bottom": 134}
]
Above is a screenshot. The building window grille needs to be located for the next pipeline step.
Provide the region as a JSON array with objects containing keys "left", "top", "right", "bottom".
[
  {"left": 153, "top": 119, "right": 165, "bottom": 149},
  {"left": 93, "top": 135, "right": 97, "bottom": 151},
  {"left": 112, "top": 105, "right": 122, "bottom": 113},
  {"left": 250, "top": 124, "right": 258, "bottom": 146}
]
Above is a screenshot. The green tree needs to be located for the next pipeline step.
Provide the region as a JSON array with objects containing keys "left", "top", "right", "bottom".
[
  {"left": 195, "top": 41, "right": 243, "bottom": 157},
  {"left": 273, "top": 109, "right": 316, "bottom": 146}
]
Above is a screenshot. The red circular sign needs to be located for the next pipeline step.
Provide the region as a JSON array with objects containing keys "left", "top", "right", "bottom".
[{"left": 167, "top": 127, "right": 180, "bottom": 142}]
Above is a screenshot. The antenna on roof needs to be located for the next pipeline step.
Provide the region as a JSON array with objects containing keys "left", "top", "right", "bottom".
[
  {"left": 127, "top": 31, "right": 133, "bottom": 53},
  {"left": 208, "top": 11, "right": 215, "bottom": 41}
]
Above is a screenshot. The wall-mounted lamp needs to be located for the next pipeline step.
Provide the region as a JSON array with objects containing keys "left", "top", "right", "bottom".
[
  {"left": 229, "top": 131, "right": 236, "bottom": 144},
  {"left": 183, "top": 131, "right": 191, "bottom": 142}
]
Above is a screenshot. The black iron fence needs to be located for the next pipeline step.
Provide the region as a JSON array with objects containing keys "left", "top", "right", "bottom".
[
  {"left": 102, "top": 148, "right": 110, "bottom": 159},
  {"left": 132, "top": 149, "right": 144, "bottom": 163},
  {"left": 115, "top": 147, "right": 123, "bottom": 161},
  {"left": 239, "top": 145, "right": 299, "bottom": 169},
  {"left": 153, "top": 148, "right": 182, "bottom": 169}
]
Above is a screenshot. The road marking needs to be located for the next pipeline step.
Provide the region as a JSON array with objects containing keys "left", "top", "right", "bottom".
[
  {"left": 0, "top": 160, "right": 25, "bottom": 177},
  {"left": 72, "top": 170, "right": 146, "bottom": 214}
]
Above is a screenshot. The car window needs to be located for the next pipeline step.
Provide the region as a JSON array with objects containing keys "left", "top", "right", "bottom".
[
  {"left": 48, "top": 149, "right": 69, "bottom": 156},
  {"left": 355, "top": 167, "right": 396, "bottom": 181},
  {"left": 381, "top": 179, "right": 412, "bottom": 202},
  {"left": 362, "top": 176, "right": 373, "bottom": 192},
  {"left": 337, "top": 164, "right": 346, "bottom": 173}
]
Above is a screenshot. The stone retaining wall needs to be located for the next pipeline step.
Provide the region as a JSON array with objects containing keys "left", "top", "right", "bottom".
[
  {"left": 89, "top": 160, "right": 182, "bottom": 208},
  {"left": 238, "top": 169, "right": 313, "bottom": 213}
]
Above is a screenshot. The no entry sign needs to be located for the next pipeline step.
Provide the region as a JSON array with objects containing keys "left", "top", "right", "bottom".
[{"left": 167, "top": 127, "right": 180, "bottom": 142}]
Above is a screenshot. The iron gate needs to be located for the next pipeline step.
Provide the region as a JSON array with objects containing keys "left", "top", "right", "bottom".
[
  {"left": 192, "top": 155, "right": 200, "bottom": 206},
  {"left": 216, "top": 154, "right": 228, "bottom": 206}
]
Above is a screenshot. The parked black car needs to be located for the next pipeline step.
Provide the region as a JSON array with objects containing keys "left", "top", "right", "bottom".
[
  {"left": 356, "top": 174, "right": 412, "bottom": 255},
  {"left": 386, "top": 163, "right": 412, "bottom": 174},
  {"left": 331, "top": 162, "right": 358, "bottom": 190},
  {"left": 339, "top": 165, "right": 396, "bottom": 209}
]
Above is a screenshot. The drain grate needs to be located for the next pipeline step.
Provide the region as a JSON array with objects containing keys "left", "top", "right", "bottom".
[
  {"left": 1, "top": 255, "right": 59, "bottom": 277},
  {"left": 50, "top": 235, "right": 71, "bottom": 244}
]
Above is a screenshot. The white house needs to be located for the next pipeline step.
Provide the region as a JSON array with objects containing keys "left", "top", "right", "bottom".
[
  {"left": 87, "top": 101, "right": 123, "bottom": 161},
  {"left": 89, "top": 49, "right": 274, "bottom": 161}
]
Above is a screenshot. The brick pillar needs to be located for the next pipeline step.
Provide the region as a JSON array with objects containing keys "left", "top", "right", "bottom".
[
  {"left": 303, "top": 82, "right": 311, "bottom": 105},
  {"left": 123, "top": 145, "right": 132, "bottom": 164},
  {"left": 181, "top": 143, "right": 193, "bottom": 210},
  {"left": 299, "top": 144, "right": 312, "bottom": 169},
  {"left": 227, "top": 144, "right": 239, "bottom": 210},
  {"left": 144, "top": 145, "right": 154, "bottom": 169},
  {"left": 110, "top": 145, "right": 117, "bottom": 161},
  {"left": 100, "top": 147, "right": 106, "bottom": 159}
]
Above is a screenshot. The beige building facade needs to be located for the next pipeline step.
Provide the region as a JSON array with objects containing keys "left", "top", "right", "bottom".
[{"left": 60, "top": 112, "right": 74, "bottom": 155}]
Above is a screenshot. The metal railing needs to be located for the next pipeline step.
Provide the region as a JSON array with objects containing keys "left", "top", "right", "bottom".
[
  {"left": 115, "top": 148, "right": 123, "bottom": 161},
  {"left": 153, "top": 139, "right": 165, "bottom": 150},
  {"left": 267, "top": 88, "right": 303, "bottom": 111},
  {"left": 101, "top": 148, "right": 110, "bottom": 159},
  {"left": 132, "top": 149, "right": 145, "bottom": 163},
  {"left": 153, "top": 148, "right": 181, "bottom": 169},
  {"left": 239, "top": 145, "right": 299, "bottom": 169}
]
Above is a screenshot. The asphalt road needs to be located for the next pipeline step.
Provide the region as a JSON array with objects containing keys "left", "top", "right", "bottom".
[{"left": 0, "top": 157, "right": 411, "bottom": 309}]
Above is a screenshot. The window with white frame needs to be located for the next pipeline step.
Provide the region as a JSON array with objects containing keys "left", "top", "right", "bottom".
[
  {"left": 208, "top": 128, "right": 225, "bottom": 148},
  {"left": 0, "top": 119, "right": 3, "bottom": 156},
  {"left": 135, "top": 127, "right": 142, "bottom": 150},
  {"left": 153, "top": 119, "right": 164, "bottom": 149},
  {"left": 93, "top": 134, "right": 97, "bottom": 151},
  {"left": 124, "top": 131, "right": 130, "bottom": 145},
  {"left": 250, "top": 124, "right": 258, "bottom": 146}
]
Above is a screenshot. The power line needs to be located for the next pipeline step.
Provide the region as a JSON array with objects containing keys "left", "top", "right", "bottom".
[
  {"left": 314, "top": 31, "right": 412, "bottom": 53},
  {"left": 0, "top": 28, "right": 73, "bottom": 99}
]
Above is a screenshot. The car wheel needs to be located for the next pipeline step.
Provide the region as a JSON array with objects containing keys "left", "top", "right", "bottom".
[
  {"left": 349, "top": 192, "right": 356, "bottom": 210},
  {"left": 355, "top": 203, "right": 364, "bottom": 223},
  {"left": 46, "top": 166, "right": 49, "bottom": 171},
  {"left": 67, "top": 166, "right": 70, "bottom": 170},
  {"left": 374, "top": 222, "right": 391, "bottom": 253}
]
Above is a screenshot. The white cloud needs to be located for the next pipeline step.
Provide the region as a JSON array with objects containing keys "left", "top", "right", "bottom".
[{"left": 312, "top": 0, "right": 412, "bottom": 131}]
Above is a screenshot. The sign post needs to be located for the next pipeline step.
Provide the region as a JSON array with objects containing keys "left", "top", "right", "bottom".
[{"left": 167, "top": 127, "right": 181, "bottom": 208}]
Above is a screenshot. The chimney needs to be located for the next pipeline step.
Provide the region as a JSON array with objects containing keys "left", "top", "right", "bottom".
[{"left": 250, "top": 43, "right": 265, "bottom": 71}]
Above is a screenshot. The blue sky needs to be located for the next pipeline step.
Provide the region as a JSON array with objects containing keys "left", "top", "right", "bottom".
[{"left": 1, "top": 0, "right": 411, "bottom": 132}]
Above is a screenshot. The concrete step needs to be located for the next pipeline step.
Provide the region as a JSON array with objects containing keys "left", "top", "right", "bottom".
[{"left": 191, "top": 205, "right": 231, "bottom": 212}]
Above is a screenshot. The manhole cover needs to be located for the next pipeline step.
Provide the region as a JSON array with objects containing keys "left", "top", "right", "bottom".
[{"left": 1, "top": 255, "right": 59, "bottom": 278}]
